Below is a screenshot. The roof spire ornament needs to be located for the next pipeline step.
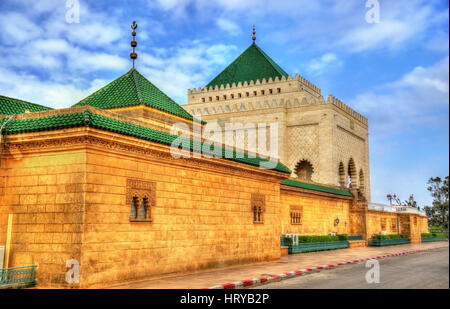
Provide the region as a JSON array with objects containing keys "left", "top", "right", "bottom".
[
  {"left": 130, "top": 21, "right": 138, "bottom": 69},
  {"left": 252, "top": 25, "right": 256, "bottom": 43}
]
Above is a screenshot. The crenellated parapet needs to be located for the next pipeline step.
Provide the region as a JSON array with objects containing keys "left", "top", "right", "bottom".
[
  {"left": 187, "top": 74, "right": 322, "bottom": 106},
  {"left": 326, "top": 95, "right": 368, "bottom": 126}
]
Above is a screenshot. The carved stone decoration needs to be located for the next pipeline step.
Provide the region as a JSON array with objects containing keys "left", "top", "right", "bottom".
[
  {"left": 126, "top": 178, "right": 156, "bottom": 208},
  {"left": 251, "top": 193, "right": 265, "bottom": 211}
]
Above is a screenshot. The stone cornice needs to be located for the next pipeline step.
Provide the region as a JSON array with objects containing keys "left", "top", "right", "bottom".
[{"left": 3, "top": 127, "right": 288, "bottom": 183}]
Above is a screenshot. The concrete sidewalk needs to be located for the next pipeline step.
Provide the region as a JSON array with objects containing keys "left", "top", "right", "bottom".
[{"left": 108, "top": 241, "right": 449, "bottom": 289}]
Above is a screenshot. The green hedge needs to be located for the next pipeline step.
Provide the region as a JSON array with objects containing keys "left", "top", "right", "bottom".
[
  {"left": 429, "top": 227, "right": 443, "bottom": 233},
  {"left": 298, "top": 234, "right": 348, "bottom": 243},
  {"left": 281, "top": 236, "right": 293, "bottom": 246},
  {"left": 371, "top": 234, "right": 409, "bottom": 240},
  {"left": 421, "top": 232, "right": 446, "bottom": 238},
  {"left": 369, "top": 238, "right": 410, "bottom": 246},
  {"left": 289, "top": 241, "right": 349, "bottom": 253},
  {"left": 281, "top": 234, "right": 348, "bottom": 245}
]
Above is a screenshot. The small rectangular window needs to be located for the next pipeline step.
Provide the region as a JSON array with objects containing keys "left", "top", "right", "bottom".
[
  {"left": 269, "top": 89, "right": 273, "bottom": 94},
  {"left": 246, "top": 92, "right": 250, "bottom": 97},
  {"left": 261, "top": 90, "right": 265, "bottom": 95},
  {"left": 209, "top": 97, "right": 212, "bottom": 102},
  {"left": 277, "top": 88, "right": 281, "bottom": 93},
  {"left": 391, "top": 218, "right": 397, "bottom": 231},
  {"left": 381, "top": 218, "right": 387, "bottom": 230},
  {"left": 202, "top": 98, "right": 205, "bottom": 103},
  {"left": 290, "top": 206, "right": 303, "bottom": 225},
  {"left": 238, "top": 93, "right": 242, "bottom": 98},
  {"left": 253, "top": 91, "right": 257, "bottom": 96},
  {"left": 216, "top": 96, "right": 220, "bottom": 101},
  {"left": 231, "top": 94, "right": 234, "bottom": 99}
]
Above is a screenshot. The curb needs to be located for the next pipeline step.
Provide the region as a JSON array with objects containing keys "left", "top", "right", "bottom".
[{"left": 205, "top": 244, "right": 449, "bottom": 289}]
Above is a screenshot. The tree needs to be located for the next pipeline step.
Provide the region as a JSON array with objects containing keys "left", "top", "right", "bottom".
[
  {"left": 386, "top": 194, "right": 401, "bottom": 205},
  {"left": 423, "top": 176, "right": 449, "bottom": 231},
  {"left": 404, "top": 194, "right": 419, "bottom": 209},
  {"left": 386, "top": 193, "right": 420, "bottom": 209}
]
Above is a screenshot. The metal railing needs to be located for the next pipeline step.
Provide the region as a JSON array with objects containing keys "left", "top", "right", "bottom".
[
  {"left": 367, "top": 203, "right": 426, "bottom": 216},
  {"left": 0, "top": 265, "right": 37, "bottom": 287}
]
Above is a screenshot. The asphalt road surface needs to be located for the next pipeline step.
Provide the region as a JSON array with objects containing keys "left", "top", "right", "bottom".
[{"left": 251, "top": 247, "right": 449, "bottom": 289}]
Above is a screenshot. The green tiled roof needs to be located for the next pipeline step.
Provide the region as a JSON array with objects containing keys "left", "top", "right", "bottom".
[
  {"left": 206, "top": 43, "right": 289, "bottom": 88},
  {"left": 2, "top": 109, "right": 290, "bottom": 174},
  {"left": 0, "top": 95, "right": 52, "bottom": 115},
  {"left": 73, "top": 69, "right": 195, "bottom": 122},
  {"left": 282, "top": 179, "right": 354, "bottom": 197}
]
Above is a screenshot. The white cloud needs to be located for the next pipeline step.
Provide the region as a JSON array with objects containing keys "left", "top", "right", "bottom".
[
  {"left": 216, "top": 18, "right": 240, "bottom": 36},
  {"left": 0, "top": 12, "right": 42, "bottom": 45},
  {"left": 150, "top": 0, "right": 448, "bottom": 54},
  {"left": 0, "top": 67, "right": 108, "bottom": 109},
  {"left": 137, "top": 43, "right": 237, "bottom": 104},
  {"left": 349, "top": 56, "right": 449, "bottom": 136},
  {"left": 306, "top": 53, "right": 342, "bottom": 76}
]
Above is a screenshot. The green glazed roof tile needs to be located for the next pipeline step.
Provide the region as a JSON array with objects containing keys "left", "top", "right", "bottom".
[
  {"left": 282, "top": 179, "right": 354, "bottom": 197},
  {"left": 206, "top": 43, "right": 289, "bottom": 89},
  {"left": 0, "top": 95, "right": 53, "bottom": 115},
  {"left": 3, "top": 109, "right": 290, "bottom": 174},
  {"left": 73, "top": 69, "right": 195, "bottom": 122}
]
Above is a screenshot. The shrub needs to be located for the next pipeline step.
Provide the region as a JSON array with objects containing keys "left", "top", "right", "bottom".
[
  {"left": 429, "top": 227, "right": 443, "bottom": 233},
  {"left": 337, "top": 234, "right": 348, "bottom": 241},
  {"left": 281, "top": 236, "right": 293, "bottom": 246},
  {"left": 421, "top": 232, "right": 445, "bottom": 238},
  {"left": 372, "top": 234, "right": 409, "bottom": 240},
  {"left": 297, "top": 235, "right": 345, "bottom": 243}
]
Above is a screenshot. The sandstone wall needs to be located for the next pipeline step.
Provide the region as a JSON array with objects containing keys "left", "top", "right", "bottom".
[
  {"left": 280, "top": 187, "right": 352, "bottom": 236},
  {"left": 81, "top": 142, "right": 284, "bottom": 288},
  {"left": 1, "top": 128, "right": 285, "bottom": 288},
  {"left": 366, "top": 211, "right": 399, "bottom": 238},
  {"left": 0, "top": 140, "right": 86, "bottom": 287}
]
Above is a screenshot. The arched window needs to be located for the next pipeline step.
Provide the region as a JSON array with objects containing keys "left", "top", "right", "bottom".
[
  {"left": 139, "top": 197, "right": 149, "bottom": 220},
  {"left": 253, "top": 206, "right": 263, "bottom": 223},
  {"left": 338, "top": 162, "right": 346, "bottom": 187},
  {"left": 347, "top": 158, "right": 357, "bottom": 188},
  {"left": 127, "top": 179, "right": 155, "bottom": 222},
  {"left": 130, "top": 196, "right": 138, "bottom": 219},
  {"left": 294, "top": 160, "right": 314, "bottom": 181},
  {"left": 359, "top": 169, "right": 365, "bottom": 193}
]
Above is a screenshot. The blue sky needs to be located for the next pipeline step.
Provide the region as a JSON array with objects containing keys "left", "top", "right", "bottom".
[{"left": 0, "top": 0, "right": 448, "bottom": 206}]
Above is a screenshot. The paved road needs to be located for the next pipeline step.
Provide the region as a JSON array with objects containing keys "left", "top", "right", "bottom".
[{"left": 252, "top": 248, "right": 449, "bottom": 289}]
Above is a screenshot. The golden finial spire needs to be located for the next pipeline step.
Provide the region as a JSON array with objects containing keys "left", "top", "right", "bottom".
[
  {"left": 252, "top": 25, "right": 256, "bottom": 43},
  {"left": 130, "top": 21, "right": 138, "bottom": 69}
]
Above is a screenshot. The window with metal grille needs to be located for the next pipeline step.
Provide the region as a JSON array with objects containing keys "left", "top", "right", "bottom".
[
  {"left": 381, "top": 218, "right": 387, "bottom": 230},
  {"left": 391, "top": 218, "right": 397, "bottom": 231},
  {"left": 290, "top": 206, "right": 303, "bottom": 225}
]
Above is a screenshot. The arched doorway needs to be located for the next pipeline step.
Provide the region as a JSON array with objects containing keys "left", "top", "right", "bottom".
[
  {"left": 347, "top": 158, "right": 357, "bottom": 188},
  {"left": 359, "top": 169, "right": 365, "bottom": 193},
  {"left": 338, "top": 162, "right": 346, "bottom": 187},
  {"left": 294, "top": 160, "right": 314, "bottom": 181}
]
